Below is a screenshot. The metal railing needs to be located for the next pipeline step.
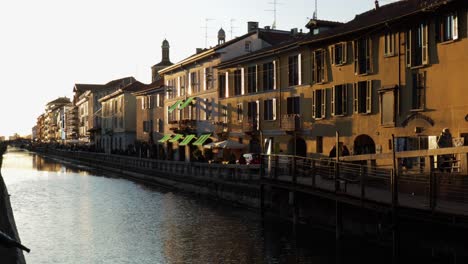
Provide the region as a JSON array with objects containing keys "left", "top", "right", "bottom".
[{"left": 261, "top": 152, "right": 468, "bottom": 216}]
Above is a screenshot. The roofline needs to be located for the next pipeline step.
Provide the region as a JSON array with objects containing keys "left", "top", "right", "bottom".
[
  {"left": 159, "top": 49, "right": 216, "bottom": 75},
  {"left": 132, "top": 86, "right": 165, "bottom": 96},
  {"left": 99, "top": 89, "right": 123, "bottom": 102}
]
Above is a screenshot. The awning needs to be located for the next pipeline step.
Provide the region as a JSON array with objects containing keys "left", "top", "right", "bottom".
[
  {"left": 193, "top": 134, "right": 211, "bottom": 146},
  {"left": 168, "top": 100, "right": 182, "bottom": 113},
  {"left": 179, "top": 97, "right": 196, "bottom": 110},
  {"left": 169, "top": 134, "right": 184, "bottom": 143},
  {"left": 179, "top": 134, "right": 196, "bottom": 146},
  {"left": 158, "top": 134, "right": 172, "bottom": 143}
]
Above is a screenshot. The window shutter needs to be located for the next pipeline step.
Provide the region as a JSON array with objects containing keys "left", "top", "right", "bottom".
[
  {"left": 321, "top": 50, "right": 327, "bottom": 82},
  {"left": 141, "top": 97, "right": 145, "bottom": 110},
  {"left": 353, "top": 83, "right": 358, "bottom": 114},
  {"left": 312, "top": 52, "right": 316, "bottom": 83},
  {"left": 312, "top": 91, "right": 316, "bottom": 119},
  {"left": 422, "top": 23, "right": 429, "bottom": 65},
  {"left": 188, "top": 73, "right": 192, "bottom": 95},
  {"left": 256, "top": 100, "right": 260, "bottom": 130},
  {"left": 298, "top": 53, "right": 302, "bottom": 85},
  {"left": 330, "top": 45, "right": 335, "bottom": 66},
  {"left": 453, "top": 14, "right": 459, "bottom": 40},
  {"left": 353, "top": 40, "right": 358, "bottom": 75},
  {"left": 177, "top": 76, "right": 181, "bottom": 97},
  {"left": 203, "top": 68, "right": 207, "bottom": 91},
  {"left": 156, "top": 94, "right": 160, "bottom": 107},
  {"left": 148, "top": 96, "right": 153, "bottom": 109},
  {"left": 321, "top": 90, "right": 326, "bottom": 119},
  {"left": 366, "top": 37, "right": 372, "bottom": 73},
  {"left": 331, "top": 86, "right": 335, "bottom": 116},
  {"left": 255, "top": 64, "right": 259, "bottom": 93},
  {"left": 241, "top": 67, "right": 245, "bottom": 95},
  {"left": 342, "top": 42, "right": 347, "bottom": 64},
  {"left": 366, "top": 80, "right": 372, "bottom": 114},
  {"left": 343, "top": 85, "right": 348, "bottom": 115},
  {"left": 225, "top": 72, "right": 229, "bottom": 98},
  {"left": 272, "top": 98, "right": 277, "bottom": 121},
  {"left": 273, "top": 60, "right": 277, "bottom": 90},
  {"left": 406, "top": 30, "right": 412, "bottom": 67}
]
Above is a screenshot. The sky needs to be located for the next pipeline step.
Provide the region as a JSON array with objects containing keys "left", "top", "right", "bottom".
[{"left": 0, "top": 0, "right": 397, "bottom": 137}]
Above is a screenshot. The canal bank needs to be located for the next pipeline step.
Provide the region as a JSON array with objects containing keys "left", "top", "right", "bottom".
[{"left": 0, "top": 145, "right": 26, "bottom": 264}]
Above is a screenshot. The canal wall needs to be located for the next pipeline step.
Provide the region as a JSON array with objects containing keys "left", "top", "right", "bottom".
[{"left": 0, "top": 145, "right": 26, "bottom": 264}]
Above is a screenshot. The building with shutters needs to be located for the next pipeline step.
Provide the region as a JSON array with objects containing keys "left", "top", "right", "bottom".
[
  {"left": 158, "top": 22, "right": 295, "bottom": 161},
  {"left": 215, "top": 0, "right": 468, "bottom": 163}
]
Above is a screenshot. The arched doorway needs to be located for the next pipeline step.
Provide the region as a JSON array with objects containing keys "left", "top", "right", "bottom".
[
  {"left": 353, "top": 135, "right": 376, "bottom": 155},
  {"left": 287, "top": 137, "right": 307, "bottom": 157}
]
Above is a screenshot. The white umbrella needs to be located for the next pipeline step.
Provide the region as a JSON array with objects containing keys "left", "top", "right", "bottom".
[
  {"left": 203, "top": 142, "right": 217, "bottom": 149},
  {"left": 213, "top": 140, "right": 247, "bottom": 149}
]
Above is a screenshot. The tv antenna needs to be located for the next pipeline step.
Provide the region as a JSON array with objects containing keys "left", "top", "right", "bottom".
[
  {"left": 202, "top": 18, "right": 214, "bottom": 48},
  {"left": 313, "top": 0, "right": 318, "bottom": 19},
  {"left": 229, "top": 19, "right": 238, "bottom": 39},
  {"left": 266, "top": 0, "right": 282, "bottom": 29}
]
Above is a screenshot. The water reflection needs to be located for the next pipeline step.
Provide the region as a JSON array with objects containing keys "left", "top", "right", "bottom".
[{"left": 1, "top": 149, "right": 467, "bottom": 264}]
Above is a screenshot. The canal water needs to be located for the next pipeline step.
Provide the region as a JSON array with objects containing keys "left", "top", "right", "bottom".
[{"left": 1, "top": 148, "right": 464, "bottom": 264}]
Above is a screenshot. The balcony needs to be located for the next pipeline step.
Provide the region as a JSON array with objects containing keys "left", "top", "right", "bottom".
[
  {"left": 243, "top": 118, "right": 258, "bottom": 134},
  {"left": 168, "top": 119, "right": 197, "bottom": 133},
  {"left": 281, "top": 114, "right": 302, "bottom": 132}
]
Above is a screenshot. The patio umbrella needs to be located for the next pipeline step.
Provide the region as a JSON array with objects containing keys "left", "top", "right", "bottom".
[
  {"left": 213, "top": 139, "right": 247, "bottom": 149},
  {"left": 203, "top": 142, "right": 218, "bottom": 149}
]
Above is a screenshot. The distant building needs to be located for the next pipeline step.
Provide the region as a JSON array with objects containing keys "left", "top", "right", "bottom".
[
  {"left": 100, "top": 81, "right": 147, "bottom": 154},
  {"left": 43, "top": 97, "right": 72, "bottom": 142},
  {"left": 151, "top": 39, "right": 173, "bottom": 82}
]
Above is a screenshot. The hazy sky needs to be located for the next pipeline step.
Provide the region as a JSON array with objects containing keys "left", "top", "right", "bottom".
[{"left": 0, "top": 0, "right": 396, "bottom": 137}]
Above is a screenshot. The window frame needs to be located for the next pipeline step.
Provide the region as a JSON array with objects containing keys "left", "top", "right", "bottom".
[
  {"left": 330, "top": 42, "right": 347, "bottom": 66},
  {"left": 331, "top": 84, "right": 348, "bottom": 117},
  {"left": 353, "top": 80, "right": 372, "bottom": 114},
  {"left": 263, "top": 98, "right": 277, "bottom": 121},
  {"left": 312, "top": 89, "right": 326, "bottom": 119},
  {"left": 384, "top": 32, "right": 395, "bottom": 57},
  {"left": 312, "top": 49, "right": 327, "bottom": 83},
  {"left": 354, "top": 37, "right": 372, "bottom": 75}
]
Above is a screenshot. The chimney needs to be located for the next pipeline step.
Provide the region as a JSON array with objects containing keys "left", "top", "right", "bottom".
[
  {"left": 196, "top": 48, "right": 203, "bottom": 54},
  {"left": 264, "top": 26, "right": 271, "bottom": 30},
  {"left": 247, "top": 21, "right": 259, "bottom": 32},
  {"left": 290, "top": 28, "right": 298, "bottom": 36},
  {"left": 375, "top": 0, "right": 379, "bottom": 9}
]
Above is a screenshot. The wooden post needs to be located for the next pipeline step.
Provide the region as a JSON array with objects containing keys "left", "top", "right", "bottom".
[{"left": 335, "top": 131, "right": 340, "bottom": 192}]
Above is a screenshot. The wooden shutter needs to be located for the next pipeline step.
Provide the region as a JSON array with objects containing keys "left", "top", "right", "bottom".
[
  {"left": 330, "top": 45, "right": 335, "bottom": 66},
  {"left": 272, "top": 98, "right": 277, "bottom": 121},
  {"left": 353, "top": 83, "right": 358, "bottom": 114},
  {"left": 366, "top": 80, "right": 372, "bottom": 114},
  {"left": 331, "top": 86, "right": 336, "bottom": 116},
  {"left": 312, "top": 91, "right": 316, "bottom": 119},
  {"left": 273, "top": 61, "right": 277, "bottom": 90},
  {"left": 366, "top": 37, "right": 372, "bottom": 73},
  {"left": 406, "top": 30, "right": 412, "bottom": 67},
  {"left": 188, "top": 73, "right": 192, "bottom": 95},
  {"left": 353, "top": 40, "right": 358, "bottom": 75},
  {"left": 422, "top": 23, "right": 429, "bottom": 65},
  {"left": 298, "top": 54, "right": 302, "bottom": 85},
  {"left": 203, "top": 68, "right": 206, "bottom": 91},
  {"left": 312, "top": 51, "right": 316, "bottom": 83},
  {"left": 225, "top": 72, "right": 229, "bottom": 98},
  {"left": 321, "top": 90, "right": 326, "bottom": 119},
  {"left": 342, "top": 42, "right": 347, "bottom": 65},
  {"left": 453, "top": 14, "right": 459, "bottom": 40},
  {"left": 343, "top": 85, "right": 348, "bottom": 115},
  {"left": 241, "top": 67, "right": 245, "bottom": 95}
]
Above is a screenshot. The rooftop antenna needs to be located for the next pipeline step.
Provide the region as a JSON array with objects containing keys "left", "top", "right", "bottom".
[
  {"left": 313, "top": 0, "right": 317, "bottom": 19},
  {"left": 266, "top": 0, "right": 282, "bottom": 29},
  {"left": 202, "top": 18, "right": 214, "bottom": 48},
  {"left": 229, "top": 19, "right": 238, "bottom": 39}
]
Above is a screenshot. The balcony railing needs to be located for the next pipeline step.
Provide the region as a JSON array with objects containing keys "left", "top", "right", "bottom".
[
  {"left": 168, "top": 119, "right": 197, "bottom": 132},
  {"left": 281, "top": 114, "right": 301, "bottom": 131}
]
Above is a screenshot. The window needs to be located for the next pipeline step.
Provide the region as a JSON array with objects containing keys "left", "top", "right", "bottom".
[
  {"left": 263, "top": 62, "right": 275, "bottom": 91},
  {"left": 234, "top": 69, "right": 242, "bottom": 96},
  {"left": 411, "top": 71, "right": 426, "bottom": 110},
  {"left": 406, "top": 22, "right": 428, "bottom": 67},
  {"left": 353, "top": 80, "right": 372, "bottom": 114},
  {"left": 331, "top": 42, "right": 347, "bottom": 66},
  {"left": 179, "top": 75, "right": 186, "bottom": 96},
  {"left": 247, "top": 101, "right": 259, "bottom": 120},
  {"left": 205, "top": 98, "right": 212, "bottom": 120},
  {"left": 204, "top": 67, "right": 214, "bottom": 90},
  {"left": 156, "top": 94, "right": 163, "bottom": 107},
  {"left": 312, "top": 89, "right": 326, "bottom": 119},
  {"left": 384, "top": 32, "right": 395, "bottom": 57},
  {"left": 312, "top": 49, "right": 327, "bottom": 83},
  {"left": 222, "top": 105, "right": 228, "bottom": 123},
  {"left": 245, "top": 41, "right": 252, "bottom": 52},
  {"left": 263, "top": 98, "right": 277, "bottom": 121},
  {"left": 437, "top": 13, "right": 458, "bottom": 42},
  {"left": 167, "top": 79, "right": 176, "bottom": 99},
  {"left": 190, "top": 71, "right": 200, "bottom": 93},
  {"left": 247, "top": 66, "right": 257, "bottom": 93},
  {"left": 237, "top": 103, "right": 243, "bottom": 122},
  {"left": 331, "top": 84, "right": 347, "bottom": 116},
  {"left": 288, "top": 54, "right": 301, "bottom": 86},
  {"left": 380, "top": 89, "right": 395, "bottom": 125},
  {"left": 143, "top": 120, "right": 153, "bottom": 133},
  {"left": 286, "top": 96, "right": 300, "bottom": 115},
  {"left": 354, "top": 37, "right": 372, "bottom": 75},
  {"left": 156, "top": 118, "right": 163, "bottom": 133},
  {"left": 219, "top": 74, "right": 226, "bottom": 98}
]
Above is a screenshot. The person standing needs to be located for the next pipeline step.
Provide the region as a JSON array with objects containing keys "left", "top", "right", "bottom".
[{"left": 437, "top": 128, "right": 453, "bottom": 172}]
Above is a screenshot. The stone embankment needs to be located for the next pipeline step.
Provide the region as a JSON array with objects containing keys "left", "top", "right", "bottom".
[{"left": 0, "top": 144, "right": 26, "bottom": 264}]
